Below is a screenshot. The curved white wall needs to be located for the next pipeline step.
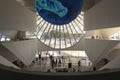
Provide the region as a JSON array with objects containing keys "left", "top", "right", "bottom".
[
  {"left": 84, "top": 0, "right": 120, "bottom": 30},
  {"left": 0, "top": 0, "right": 37, "bottom": 31}
]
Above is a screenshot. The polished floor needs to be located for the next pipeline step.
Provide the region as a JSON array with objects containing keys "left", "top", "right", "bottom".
[{"left": 25, "top": 57, "right": 91, "bottom": 72}]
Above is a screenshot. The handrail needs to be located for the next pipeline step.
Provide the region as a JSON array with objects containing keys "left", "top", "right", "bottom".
[{"left": 0, "top": 64, "right": 120, "bottom": 80}]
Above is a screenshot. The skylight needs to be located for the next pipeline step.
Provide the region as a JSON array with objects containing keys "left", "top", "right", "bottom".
[{"left": 34, "top": 12, "right": 85, "bottom": 49}]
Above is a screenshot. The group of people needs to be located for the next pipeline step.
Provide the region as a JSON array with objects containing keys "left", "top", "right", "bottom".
[
  {"left": 49, "top": 55, "right": 62, "bottom": 68},
  {"left": 32, "top": 53, "right": 63, "bottom": 69},
  {"left": 32, "top": 53, "right": 83, "bottom": 72}
]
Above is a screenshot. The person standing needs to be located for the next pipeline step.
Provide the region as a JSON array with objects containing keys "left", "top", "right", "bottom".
[
  {"left": 55, "top": 59, "right": 58, "bottom": 67},
  {"left": 78, "top": 60, "right": 81, "bottom": 71},
  {"left": 58, "top": 59, "right": 61, "bottom": 67},
  {"left": 39, "top": 53, "right": 41, "bottom": 60},
  {"left": 93, "top": 66, "right": 96, "bottom": 71}
]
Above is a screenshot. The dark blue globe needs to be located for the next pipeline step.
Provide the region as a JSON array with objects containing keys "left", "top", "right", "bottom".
[{"left": 35, "top": 0, "right": 83, "bottom": 25}]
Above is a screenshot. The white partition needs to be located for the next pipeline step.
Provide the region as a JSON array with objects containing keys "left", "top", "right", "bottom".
[
  {"left": 100, "top": 55, "right": 120, "bottom": 70},
  {"left": 0, "top": 55, "right": 19, "bottom": 69},
  {"left": 38, "top": 39, "right": 84, "bottom": 51},
  {"left": 2, "top": 39, "right": 38, "bottom": 66},
  {"left": 84, "top": 39, "right": 119, "bottom": 63},
  {"left": 64, "top": 39, "right": 84, "bottom": 51}
]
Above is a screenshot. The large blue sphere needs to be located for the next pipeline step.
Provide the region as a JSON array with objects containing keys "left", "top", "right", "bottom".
[{"left": 35, "top": 0, "right": 83, "bottom": 25}]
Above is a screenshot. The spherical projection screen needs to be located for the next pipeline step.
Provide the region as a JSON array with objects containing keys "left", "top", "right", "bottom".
[{"left": 35, "top": 0, "right": 83, "bottom": 25}]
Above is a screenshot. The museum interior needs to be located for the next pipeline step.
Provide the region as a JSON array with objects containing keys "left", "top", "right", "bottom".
[{"left": 0, "top": 0, "right": 120, "bottom": 80}]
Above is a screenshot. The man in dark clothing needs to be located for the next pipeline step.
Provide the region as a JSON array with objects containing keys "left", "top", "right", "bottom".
[
  {"left": 51, "top": 59, "right": 55, "bottom": 68},
  {"left": 39, "top": 54, "right": 41, "bottom": 60},
  {"left": 93, "top": 66, "right": 96, "bottom": 71},
  {"left": 50, "top": 55, "right": 53, "bottom": 61},
  {"left": 58, "top": 59, "right": 61, "bottom": 67},
  {"left": 55, "top": 59, "right": 58, "bottom": 67},
  {"left": 78, "top": 60, "right": 81, "bottom": 70},
  {"left": 78, "top": 61, "right": 81, "bottom": 66}
]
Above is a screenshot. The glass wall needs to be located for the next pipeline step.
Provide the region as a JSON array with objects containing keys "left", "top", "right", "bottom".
[
  {"left": 0, "top": 33, "right": 10, "bottom": 42},
  {"left": 109, "top": 31, "right": 120, "bottom": 40}
]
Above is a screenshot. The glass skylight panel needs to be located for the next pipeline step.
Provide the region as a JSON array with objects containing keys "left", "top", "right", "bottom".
[{"left": 34, "top": 12, "right": 84, "bottom": 49}]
